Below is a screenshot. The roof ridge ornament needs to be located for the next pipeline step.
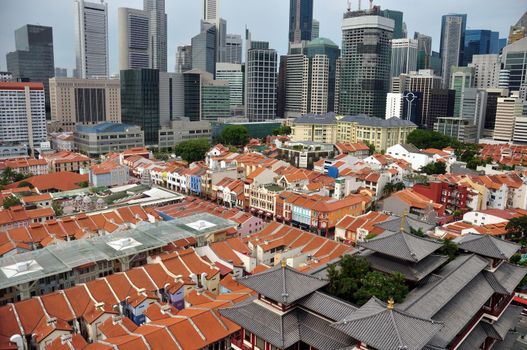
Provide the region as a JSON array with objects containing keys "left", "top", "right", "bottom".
[
  {"left": 400, "top": 209, "right": 407, "bottom": 233},
  {"left": 387, "top": 297, "right": 395, "bottom": 310}
]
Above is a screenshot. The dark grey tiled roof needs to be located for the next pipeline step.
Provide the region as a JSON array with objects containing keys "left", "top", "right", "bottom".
[
  {"left": 292, "top": 112, "right": 337, "bottom": 125},
  {"left": 298, "top": 291, "right": 357, "bottom": 321},
  {"left": 455, "top": 233, "right": 520, "bottom": 260},
  {"left": 374, "top": 214, "right": 437, "bottom": 234},
  {"left": 400, "top": 254, "right": 489, "bottom": 318},
  {"left": 237, "top": 264, "right": 328, "bottom": 305},
  {"left": 362, "top": 251, "right": 448, "bottom": 282},
  {"left": 339, "top": 115, "right": 417, "bottom": 127},
  {"left": 219, "top": 300, "right": 356, "bottom": 350},
  {"left": 360, "top": 230, "right": 443, "bottom": 262},
  {"left": 492, "top": 331, "right": 521, "bottom": 350},
  {"left": 400, "top": 143, "right": 423, "bottom": 154},
  {"left": 458, "top": 305, "right": 522, "bottom": 349},
  {"left": 489, "top": 262, "right": 527, "bottom": 294},
  {"left": 332, "top": 297, "right": 442, "bottom": 350},
  {"left": 425, "top": 273, "right": 495, "bottom": 348}
]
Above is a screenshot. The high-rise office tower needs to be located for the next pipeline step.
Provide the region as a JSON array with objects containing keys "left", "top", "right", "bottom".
[
  {"left": 55, "top": 68, "right": 68, "bottom": 77},
  {"left": 74, "top": 0, "right": 109, "bottom": 78},
  {"left": 428, "top": 88, "right": 455, "bottom": 130},
  {"left": 204, "top": 0, "right": 219, "bottom": 24},
  {"left": 405, "top": 70, "right": 442, "bottom": 128},
  {"left": 311, "top": 19, "right": 320, "bottom": 40},
  {"left": 176, "top": 45, "right": 192, "bottom": 73},
  {"left": 468, "top": 54, "right": 500, "bottom": 89},
  {"left": 391, "top": 38, "right": 418, "bottom": 77},
  {"left": 494, "top": 93, "right": 525, "bottom": 142},
  {"left": 440, "top": 14, "right": 467, "bottom": 88},
  {"left": 144, "top": 0, "right": 167, "bottom": 72},
  {"left": 450, "top": 66, "right": 475, "bottom": 118},
  {"left": 0, "top": 82, "right": 47, "bottom": 152},
  {"left": 216, "top": 63, "right": 244, "bottom": 114},
  {"left": 192, "top": 23, "right": 217, "bottom": 76},
  {"left": 501, "top": 37, "right": 527, "bottom": 99},
  {"left": 482, "top": 88, "right": 509, "bottom": 136},
  {"left": 6, "top": 25, "right": 55, "bottom": 118},
  {"left": 385, "top": 93, "right": 403, "bottom": 119},
  {"left": 414, "top": 32, "right": 432, "bottom": 71},
  {"left": 306, "top": 38, "right": 340, "bottom": 113},
  {"left": 463, "top": 29, "right": 499, "bottom": 65},
  {"left": 382, "top": 9, "right": 404, "bottom": 39},
  {"left": 284, "top": 54, "right": 309, "bottom": 117},
  {"left": 118, "top": 7, "right": 151, "bottom": 70},
  {"left": 120, "top": 69, "right": 160, "bottom": 145},
  {"left": 225, "top": 34, "right": 243, "bottom": 64},
  {"left": 339, "top": 5, "right": 394, "bottom": 118},
  {"left": 289, "top": 0, "right": 314, "bottom": 44},
  {"left": 49, "top": 77, "right": 121, "bottom": 131},
  {"left": 509, "top": 11, "right": 527, "bottom": 44},
  {"left": 245, "top": 38, "right": 277, "bottom": 122}
]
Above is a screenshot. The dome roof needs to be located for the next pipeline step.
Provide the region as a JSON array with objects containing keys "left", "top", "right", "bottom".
[{"left": 306, "top": 37, "right": 338, "bottom": 48}]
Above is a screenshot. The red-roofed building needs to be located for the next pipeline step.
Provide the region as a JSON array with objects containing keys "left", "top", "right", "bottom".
[
  {"left": 335, "top": 211, "right": 391, "bottom": 245},
  {"left": 42, "top": 151, "right": 92, "bottom": 173},
  {"left": 89, "top": 159, "right": 129, "bottom": 187},
  {"left": 7, "top": 172, "right": 89, "bottom": 193},
  {"left": 0, "top": 158, "right": 48, "bottom": 175},
  {"left": 382, "top": 188, "right": 445, "bottom": 217},
  {"left": 413, "top": 181, "right": 473, "bottom": 214}
]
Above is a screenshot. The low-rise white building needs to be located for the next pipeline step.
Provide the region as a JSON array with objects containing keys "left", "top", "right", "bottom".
[{"left": 386, "top": 144, "right": 433, "bottom": 171}]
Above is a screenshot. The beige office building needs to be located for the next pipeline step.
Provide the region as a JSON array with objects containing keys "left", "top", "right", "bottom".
[
  {"left": 494, "top": 94, "right": 525, "bottom": 142},
  {"left": 49, "top": 77, "right": 121, "bottom": 131}
]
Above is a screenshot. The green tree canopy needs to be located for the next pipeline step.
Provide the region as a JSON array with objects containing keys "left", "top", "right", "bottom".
[
  {"left": 506, "top": 216, "right": 527, "bottom": 241},
  {"left": 438, "top": 239, "right": 459, "bottom": 262},
  {"left": 17, "top": 181, "right": 34, "bottom": 189},
  {"left": 421, "top": 162, "right": 447, "bottom": 175},
  {"left": 406, "top": 129, "right": 459, "bottom": 150},
  {"left": 52, "top": 201, "right": 64, "bottom": 217},
  {"left": 327, "top": 255, "right": 409, "bottom": 306},
  {"left": 175, "top": 139, "right": 211, "bottom": 164},
  {"left": 220, "top": 125, "right": 249, "bottom": 146},
  {"left": 3, "top": 195, "right": 21, "bottom": 209},
  {"left": 272, "top": 125, "right": 292, "bottom": 136}
]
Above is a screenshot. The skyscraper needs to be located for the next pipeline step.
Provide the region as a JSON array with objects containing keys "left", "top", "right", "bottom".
[
  {"left": 405, "top": 70, "right": 442, "bottom": 128},
  {"left": 391, "top": 38, "right": 418, "bottom": 77},
  {"left": 508, "top": 11, "right": 527, "bottom": 44},
  {"left": 339, "top": 5, "right": 394, "bottom": 118},
  {"left": 414, "top": 32, "right": 432, "bottom": 71},
  {"left": 245, "top": 38, "right": 277, "bottom": 122},
  {"left": 225, "top": 34, "right": 243, "bottom": 64},
  {"left": 191, "top": 23, "right": 217, "bottom": 76},
  {"left": 216, "top": 63, "right": 244, "bottom": 114},
  {"left": 0, "top": 82, "right": 47, "bottom": 152},
  {"left": 439, "top": 14, "right": 467, "bottom": 88},
  {"left": 306, "top": 38, "right": 340, "bottom": 113},
  {"left": 6, "top": 25, "right": 55, "bottom": 117},
  {"left": 468, "top": 54, "right": 500, "bottom": 89},
  {"left": 311, "top": 19, "right": 320, "bottom": 40},
  {"left": 144, "top": 0, "right": 167, "bottom": 72},
  {"left": 289, "top": 0, "right": 314, "bottom": 44},
  {"left": 204, "top": 0, "right": 219, "bottom": 24},
  {"left": 74, "top": 0, "right": 109, "bottom": 78},
  {"left": 463, "top": 29, "right": 499, "bottom": 65},
  {"left": 118, "top": 7, "right": 151, "bottom": 70},
  {"left": 120, "top": 69, "right": 160, "bottom": 145},
  {"left": 501, "top": 37, "right": 527, "bottom": 98},
  {"left": 382, "top": 9, "right": 404, "bottom": 39},
  {"left": 175, "top": 45, "right": 192, "bottom": 73}
]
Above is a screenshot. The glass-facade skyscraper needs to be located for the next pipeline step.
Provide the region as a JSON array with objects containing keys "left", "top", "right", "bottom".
[
  {"left": 463, "top": 29, "right": 500, "bottom": 65},
  {"left": 339, "top": 7, "right": 394, "bottom": 118},
  {"left": 440, "top": 14, "right": 467, "bottom": 88},
  {"left": 289, "top": 0, "right": 313, "bottom": 44},
  {"left": 382, "top": 9, "right": 404, "bottom": 39},
  {"left": 120, "top": 69, "right": 160, "bottom": 145},
  {"left": 6, "top": 24, "right": 55, "bottom": 118},
  {"left": 191, "top": 23, "right": 217, "bottom": 76}
]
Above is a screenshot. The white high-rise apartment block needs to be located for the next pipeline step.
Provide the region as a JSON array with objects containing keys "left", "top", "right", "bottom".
[
  {"left": 144, "top": 0, "right": 167, "bottom": 72},
  {"left": 468, "top": 54, "right": 501, "bottom": 89},
  {"left": 494, "top": 93, "right": 524, "bottom": 142},
  {"left": 118, "top": 8, "right": 150, "bottom": 70},
  {"left": 310, "top": 55, "right": 330, "bottom": 115},
  {"left": 285, "top": 54, "right": 309, "bottom": 117},
  {"left": 391, "top": 38, "right": 418, "bottom": 77},
  {"left": 514, "top": 115, "right": 527, "bottom": 143},
  {"left": 0, "top": 82, "right": 47, "bottom": 151},
  {"left": 74, "top": 0, "right": 109, "bottom": 78},
  {"left": 216, "top": 63, "right": 244, "bottom": 110},
  {"left": 386, "top": 93, "right": 403, "bottom": 119}
]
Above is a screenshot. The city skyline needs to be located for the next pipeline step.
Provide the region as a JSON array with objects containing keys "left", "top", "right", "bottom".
[{"left": 0, "top": 0, "right": 523, "bottom": 75}]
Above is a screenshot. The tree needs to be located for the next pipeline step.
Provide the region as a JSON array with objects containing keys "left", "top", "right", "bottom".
[
  {"left": 175, "top": 139, "right": 210, "bottom": 163},
  {"left": 52, "top": 201, "right": 63, "bottom": 217},
  {"left": 17, "top": 181, "right": 34, "bottom": 189},
  {"left": 154, "top": 152, "right": 170, "bottom": 161},
  {"left": 406, "top": 129, "right": 459, "bottom": 150},
  {"left": 409, "top": 227, "right": 425, "bottom": 237},
  {"left": 354, "top": 272, "right": 409, "bottom": 306},
  {"left": 363, "top": 141, "right": 376, "bottom": 155},
  {"left": 510, "top": 253, "right": 522, "bottom": 265},
  {"left": 506, "top": 216, "right": 527, "bottom": 241},
  {"left": 421, "top": 162, "right": 446, "bottom": 175},
  {"left": 3, "top": 195, "right": 21, "bottom": 209},
  {"left": 327, "top": 255, "right": 371, "bottom": 301},
  {"left": 383, "top": 182, "right": 405, "bottom": 197},
  {"left": 78, "top": 181, "right": 89, "bottom": 188},
  {"left": 272, "top": 125, "right": 291, "bottom": 136},
  {"left": 220, "top": 125, "right": 249, "bottom": 146},
  {"left": 438, "top": 239, "right": 459, "bottom": 262}
]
